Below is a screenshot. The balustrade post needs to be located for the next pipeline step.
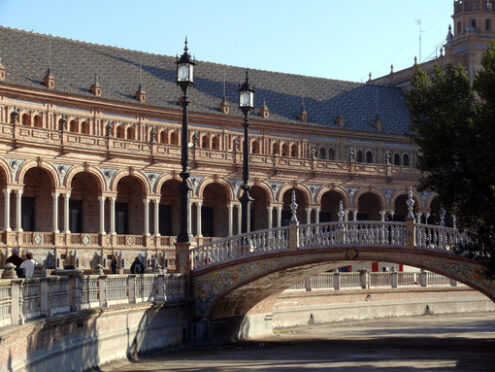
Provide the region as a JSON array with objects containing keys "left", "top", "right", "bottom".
[
  {"left": 359, "top": 269, "right": 369, "bottom": 289},
  {"left": 304, "top": 278, "right": 312, "bottom": 292},
  {"left": 98, "top": 275, "right": 108, "bottom": 307},
  {"left": 333, "top": 272, "right": 340, "bottom": 290},
  {"left": 391, "top": 270, "right": 398, "bottom": 288},
  {"left": 40, "top": 278, "right": 50, "bottom": 317},
  {"left": 419, "top": 270, "right": 427, "bottom": 287},
  {"left": 10, "top": 279, "right": 22, "bottom": 325},
  {"left": 406, "top": 219, "right": 416, "bottom": 249},
  {"left": 156, "top": 274, "right": 164, "bottom": 301},
  {"left": 450, "top": 278, "right": 457, "bottom": 287},
  {"left": 288, "top": 221, "right": 300, "bottom": 251},
  {"left": 128, "top": 274, "right": 136, "bottom": 303}
]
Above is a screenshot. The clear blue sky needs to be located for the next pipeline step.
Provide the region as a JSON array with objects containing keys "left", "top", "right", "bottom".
[{"left": 0, "top": 0, "right": 453, "bottom": 82}]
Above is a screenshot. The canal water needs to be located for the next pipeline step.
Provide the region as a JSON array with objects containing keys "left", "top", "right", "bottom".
[{"left": 107, "top": 312, "right": 495, "bottom": 371}]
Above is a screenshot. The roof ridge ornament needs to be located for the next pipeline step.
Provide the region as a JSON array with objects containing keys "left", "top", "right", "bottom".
[{"left": 90, "top": 74, "right": 102, "bottom": 96}]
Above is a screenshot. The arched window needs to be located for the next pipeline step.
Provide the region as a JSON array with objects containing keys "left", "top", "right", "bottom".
[
  {"left": 272, "top": 143, "right": 280, "bottom": 155},
  {"left": 116, "top": 126, "right": 124, "bottom": 138},
  {"left": 22, "top": 113, "right": 30, "bottom": 126},
  {"left": 160, "top": 131, "right": 168, "bottom": 144},
  {"left": 366, "top": 151, "right": 373, "bottom": 163},
  {"left": 201, "top": 136, "right": 209, "bottom": 149},
  {"left": 127, "top": 126, "right": 135, "bottom": 140},
  {"left": 81, "top": 121, "right": 90, "bottom": 134},
  {"left": 282, "top": 144, "right": 289, "bottom": 157},
  {"left": 394, "top": 153, "right": 401, "bottom": 166},
  {"left": 290, "top": 144, "right": 298, "bottom": 158},
  {"left": 170, "top": 132, "right": 178, "bottom": 145},
  {"left": 211, "top": 136, "right": 219, "bottom": 150},
  {"left": 251, "top": 140, "right": 260, "bottom": 154},
  {"left": 328, "top": 148, "right": 335, "bottom": 161},
  {"left": 319, "top": 148, "right": 326, "bottom": 159},
  {"left": 10, "top": 112, "right": 17, "bottom": 124},
  {"left": 70, "top": 120, "right": 78, "bottom": 133},
  {"left": 58, "top": 118, "right": 66, "bottom": 130},
  {"left": 403, "top": 154, "right": 410, "bottom": 166},
  {"left": 33, "top": 115, "right": 42, "bottom": 128},
  {"left": 357, "top": 150, "right": 363, "bottom": 163}
]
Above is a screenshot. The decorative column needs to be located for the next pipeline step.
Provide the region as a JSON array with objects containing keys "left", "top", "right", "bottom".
[
  {"left": 344, "top": 209, "right": 349, "bottom": 222},
  {"left": 315, "top": 207, "right": 320, "bottom": 224},
  {"left": 63, "top": 193, "right": 71, "bottom": 233},
  {"left": 227, "top": 203, "right": 233, "bottom": 236},
  {"left": 452, "top": 215, "right": 457, "bottom": 229},
  {"left": 98, "top": 196, "right": 106, "bottom": 234},
  {"left": 237, "top": 204, "right": 242, "bottom": 234},
  {"left": 276, "top": 206, "right": 282, "bottom": 227},
  {"left": 305, "top": 207, "right": 311, "bottom": 224},
  {"left": 352, "top": 210, "right": 358, "bottom": 221},
  {"left": 267, "top": 206, "right": 273, "bottom": 229},
  {"left": 52, "top": 192, "right": 59, "bottom": 233},
  {"left": 143, "top": 198, "right": 150, "bottom": 236},
  {"left": 153, "top": 199, "right": 160, "bottom": 236},
  {"left": 196, "top": 201, "right": 202, "bottom": 237},
  {"left": 416, "top": 212, "right": 422, "bottom": 225},
  {"left": 15, "top": 190, "right": 23, "bottom": 232},
  {"left": 109, "top": 196, "right": 116, "bottom": 235},
  {"left": 379, "top": 211, "right": 386, "bottom": 222},
  {"left": 3, "top": 188, "right": 11, "bottom": 231}
]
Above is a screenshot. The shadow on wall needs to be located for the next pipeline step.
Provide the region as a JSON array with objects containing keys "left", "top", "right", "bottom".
[{"left": 3, "top": 303, "right": 189, "bottom": 372}]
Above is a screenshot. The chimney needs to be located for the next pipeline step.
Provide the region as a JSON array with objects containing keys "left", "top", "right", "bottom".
[
  {"left": 298, "top": 106, "right": 308, "bottom": 123},
  {"left": 219, "top": 96, "right": 230, "bottom": 114},
  {"left": 90, "top": 75, "right": 102, "bottom": 96},
  {"left": 43, "top": 68, "right": 55, "bottom": 89},
  {"left": 259, "top": 100, "right": 269, "bottom": 119},
  {"left": 135, "top": 84, "right": 146, "bottom": 103}
]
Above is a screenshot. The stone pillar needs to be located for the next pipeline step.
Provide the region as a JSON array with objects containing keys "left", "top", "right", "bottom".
[
  {"left": 416, "top": 212, "right": 422, "bottom": 225},
  {"left": 227, "top": 203, "right": 233, "bottom": 236},
  {"left": 305, "top": 207, "right": 311, "bottom": 224},
  {"left": 63, "top": 193, "right": 71, "bottom": 233},
  {"left": 3, "top": 188, "right": 11, "bottom": 231},
  {"left": 405, "top": 219, "right": 416, "bottom": 249},
  {"left": 380, "top": 211, "right": 386, "bottom": 222},
  {"left": 153, "top": 199, "right": 160, "bottom": 236},
  {"left": 15, "top": 190, "right": 23, "bottom": 232},
  {"left": 98, "top": 196, "right": 106, "bottom": 234},
  {"left": 315, "top": 207, "right": 320, "bottom": 224},
  {"left": 143, "top": 198, "right": 150, "bottom": 236},
  {"left": 391, "top": 271, "right": 398, "bottom": 288},
  {"left": 352, "top": 210, "right": 358, "bottom": 221},
  {"left": 304, "top": 278, "right": 312, "bottom": 292},
  {"left": 267, "top": 206, "right": 273, "bottom": 229},
  {"left": 452, "top": 215, "right": 457, "bottom": 229},
  {"left": 109, "top": 197, "right": 116, "bottom": 235},
  {"left": 276, "top": 206, "right": 282, "bottom": 227},
  {"left": 344, "top": 209, "right": 349, "bottom": 222},
  {"left": 288, "top": 220, "right": 300, "bottom": 251},
  {"left": 359, "top": 269, "right": 369, "bottom": 289},
  {"left": 196, "top": 202, "right": 202, "bottom": 237},
  {"left": 333, "top": 272, "right": 340, "bottom": 290},
  {"left": 52, "top": 192, "right": 59, "bottom": 233},
  {"left": 425, "top": 213, "right": 430, "bottom": 225},
  {"left": 237, "top": 204, "right": 242, "bottom": 234},
  {"left": 419, "top": 270, "right": 427, "bottom": 287}
]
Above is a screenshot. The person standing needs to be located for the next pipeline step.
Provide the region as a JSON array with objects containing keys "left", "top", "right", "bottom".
[
  {"left": 110, "top": 255, "right": 118, "bottom": 274},
  {"left": 6, "top": 248, "right": 23, "bottom": 267},
  {"left": 130, "top": 257, "right": 144, "bottom": 274},
  {"left": 20, "top": 252, "right": 36, "bottom": 279}
]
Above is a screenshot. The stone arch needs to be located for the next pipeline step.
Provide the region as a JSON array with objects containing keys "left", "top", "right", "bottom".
[
  {"left": 251, "top": 140, "right": 260, "bottom": 154},
  {"left": 281, "top": 143, "right": 289, "bottom": 157},
  {"left": 170, "top": 131, "right": 179, "bottom": 145},
  {"left": 276, "top": 183, "right": 311, "bottom": 205},
  {"left": 211, "top": 136, "right": 219, "bottom": 150},
  {"left": 201, "top": 135, "right": 210, "bottom": 149},
  {"left": 69, "top": 119, "right": 79, "bottom": 133},
  {"left": 115, "top": 125, "right": 124, "bottom": 139},
  {"left": 159, "top": 130, "right": 168, "bottom": 144},
  {"left": 328, "top": 148, "right": 335, "bottom": 160},
  {"left": 272, "top": 142, "right": 280, "bottom": 156},
  {"left": 21, "top": 113, "right": 31, "bottom": 126},
  {"left": 197, "top": 177, "right": 234, "bottom": 201},
  {"left": 201, "top": 181, "right": 231, "bottom": 237},
  {"left": 250, "top": 184, "right": 270, "bottom": 231},
  {"left": 126, "top": 126, "right": 135, "bottom": 140},
  {"left": 252, "top": 180, "right": 275, "bottom": 205},
  {"left": 352, "top": 187, "right": 386, "bottom": 210},
  {"left": 0, "top": 158, "right": 13, "bottom": 185},
  {"left": 389, "top": 189, "right": 421, "bottom": 212},
  {"left": 33, "top": 114, "right": 43, "bottom": 128},
  {"left": 110, "top": 169, "right": 151, "bottom": 195},
  {"left": 424, "top": 192, "right": 439, "bottom": 211},
  {"left": 290, "top": 143, "right": 298, "bottom": 157},
  {"left": 64, "top": 165, "right": 106, "bottom": 194},
  {"left": 315, "top": 185, "right": 348, "bottom": 206},
  {"left": 17, "top": 160, "right": 60, "bottom": 188},
  {"left": 153, "top": 174, "right": 180, "bottom": 195},
  {"left": 81, "top": 121, "right": 90, "bottom": 134}
]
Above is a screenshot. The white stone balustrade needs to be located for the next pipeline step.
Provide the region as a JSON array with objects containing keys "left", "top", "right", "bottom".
[
  {"left": 286, "top": 271, "right": 462, "bottom": 292},
  {"left": 0, "top": 272, "right": 186, "bottom": 329}
]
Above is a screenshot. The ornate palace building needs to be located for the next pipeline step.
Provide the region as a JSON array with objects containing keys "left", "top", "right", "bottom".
[{"left": 0, "top": 0, "right": 487, "bottom": 272}]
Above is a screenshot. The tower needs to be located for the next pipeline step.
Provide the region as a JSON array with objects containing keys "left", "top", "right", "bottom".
[{"left": 445, "top": 0, "right": 495, "bottom": 80}]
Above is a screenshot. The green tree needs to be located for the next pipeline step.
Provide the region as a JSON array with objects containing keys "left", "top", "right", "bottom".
[{"left": 406, "top": 42, "right": 495, "bottom": 279}]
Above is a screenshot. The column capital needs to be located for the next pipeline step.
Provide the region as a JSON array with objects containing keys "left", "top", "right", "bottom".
[
  {"left": 63, "top": 192, "right": 71, "bottom": 199},
  {"left": 98, "top": 195, "right": 106, "bottom": 202},
  {"left": 15, "top": 189, "right": 23, "bottom": 195},
  {"left": 143, "top": 198, "right": 150, "bottom": 204},
  {"left": 2, "top": 188, "right": 11, "bottom": 196},
  {"left": 51, "top": 192, "right": 59, "bottom": 198},
  {"left": 267, "top": 205, "right": 273, "bottom": 211}
]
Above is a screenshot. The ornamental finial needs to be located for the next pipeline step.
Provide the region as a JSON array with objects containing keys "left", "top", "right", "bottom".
[
  {"left": 406, "top": 187, "right": 415, "bottom": 220},
  {"left": 338, "top": 200, "right": 345, "bottom": 222},
  {"left": 290, "top": 189, "right": 298, "bottom": 223}
]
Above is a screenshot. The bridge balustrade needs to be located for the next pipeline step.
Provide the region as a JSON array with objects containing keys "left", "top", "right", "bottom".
[
  {"left": 189, "top": 226, "right": 290, "bottom": 270},
  {"left": 0, "top": 272, "right": 186, "bottom": 329},
  {"left": 415, "top": 224, "right": 470, "bottom": 252}
]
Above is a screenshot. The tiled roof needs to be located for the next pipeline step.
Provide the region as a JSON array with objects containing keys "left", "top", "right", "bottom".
[{"left": 0, "top": 26, "right": 411, "bottom": 135}]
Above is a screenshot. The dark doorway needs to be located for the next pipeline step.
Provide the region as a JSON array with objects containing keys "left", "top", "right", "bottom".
[
  {"left": 69, "top": 199, "right": 82, "bottom": 233},
  {"left": 281, "top": 210, "right": 291, "bottom": 226},
  {"left": 319, "top": 211, "right": 332, "bottom": 223},
  {"left": 22, "top": 196, "right": 35, "bottom": 231},
  {"left": 202, "top": 207, "right": 214, "bottom": 237},
  {"left": 116, "top": 202, "right": 128, "bottom": 235},
  {"left": 159, "top": 204, "right": 171, "bottom": 236}
]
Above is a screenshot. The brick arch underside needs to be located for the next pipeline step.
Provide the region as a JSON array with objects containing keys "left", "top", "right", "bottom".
[{"left": 192, "top": 248, "right": 495, "bottom": 320}]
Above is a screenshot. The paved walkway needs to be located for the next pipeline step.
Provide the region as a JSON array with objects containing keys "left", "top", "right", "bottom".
[{"left": 107, "top": 312, "right": 495, "bottom": 371}]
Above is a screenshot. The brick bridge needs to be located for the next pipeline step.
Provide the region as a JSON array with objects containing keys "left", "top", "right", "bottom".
[{"left": 187, "top": 220, "right": 495, "bottom": 320}]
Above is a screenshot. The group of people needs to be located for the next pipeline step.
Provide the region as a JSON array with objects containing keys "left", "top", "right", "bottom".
[{"left": 5, "top": 249, "right": 37, "bottom": 278}]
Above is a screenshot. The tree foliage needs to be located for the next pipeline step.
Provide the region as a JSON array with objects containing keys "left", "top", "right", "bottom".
[{"left": 406, "top": 41, "right": 495, "bottom": 279}]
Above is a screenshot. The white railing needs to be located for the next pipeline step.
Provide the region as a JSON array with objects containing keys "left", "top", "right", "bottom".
[
  {"left": 285, "top": 271, "right": 461, "bottom": 292},
  {"left": 190, "top": 226, "right": 290, "bottom": 270},
  {"left": 416, "top": 224, "right": 470, "bottom": 252},
  {"left": 0, "top": 272, "right": 186, "bottom": 329},
  {"left": 299, "top": 221, "right": 406, "bottom": 249}
]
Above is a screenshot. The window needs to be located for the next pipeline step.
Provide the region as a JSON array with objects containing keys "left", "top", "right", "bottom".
[
  {"left": 33, "top": 115, "right": 42, "bottom": 128},
  {"left": 319, "top": 148, "right": 326, "bottom": 160},
  {"left": 403, "top": 154, "right": 410, "bottom": 166},
  {"left": 394, "top": 153, "right": 401, "bottom": 165},
  {"left": 81, "top": 121, "right": 89, "bottom": 134},
  {"left": 365, "top": 151, "right": 373, "bottom": 163},
  {"left": 272, "top": 143, "right": 279, "bottom": 155},
  {"left": 127, "top": 127, "right": 135, "bottom": 140},
  {"left": 201, "top": 136, "right": 209, "bottom": 148},
  {"left": 357, "top": 151, "right": 363, "bottom": 163},
  {"left": 290, "top": 144, "right": 298, "bottom": 158},
  {"left": 486, "top": 19, "right": 491, "bottom": 31},
  {"left": 251, "top": 140, "right": 259, "bottom": 154},
  {"left": 116, "top": 126, "right": 124, "bottom": 138},
  {"left": 282, "top": 144, "right": 289, "bottom": 157},
  {"left": 160, "top": 131, "right": 168, "bottom": 144},
  {"left": 457, "top": 21, "right": 462, "bottom": 34},
  {"left": 10, "top": 112, "right": 17, "bottom": 124},
  {"left": 70, "top": 120, "right": 78, "bottom": 133},
  {"left": 211, "top": 136, "right": 218, "bottom": 150},
  {"left": 328, "top": 148, "right": 335, "bottom": 161},
  {"left": 170, "top": 132, "right": 178, "bottom": 145},
  {"left": 22, "top": 114, "right": 30, "bottom": 126}
]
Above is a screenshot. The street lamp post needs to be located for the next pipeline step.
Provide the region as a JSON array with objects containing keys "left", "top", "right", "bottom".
[
  {"left": 239, "top": 71, "right": 255, "bottom": 234},
  {"left": 176, "top": 38, "right": 195, "bottom": 243}
]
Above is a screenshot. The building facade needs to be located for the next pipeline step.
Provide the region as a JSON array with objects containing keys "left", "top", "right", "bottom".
[{"left": 0, "top": 4, "right": 472, "bottom": 272}]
